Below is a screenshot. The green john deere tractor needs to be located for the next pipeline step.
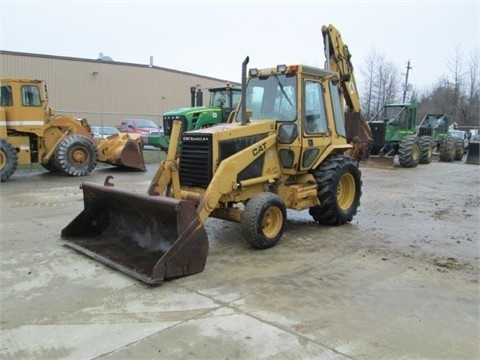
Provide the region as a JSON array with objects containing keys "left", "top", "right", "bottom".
[
  {"left": 367, "top": 103, "right": 432, "bottom": 167},
  {"left": 148, "top": 85, "right": 242, "bottom": 151},
  {"left": 417, "top": 114, "right": 461, "bottom": 162}
]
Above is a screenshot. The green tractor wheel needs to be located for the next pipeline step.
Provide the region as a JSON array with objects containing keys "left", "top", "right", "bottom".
[
  {"left": 439, "top": 136, "right": 455, "bottom": 162},
  {"left": 453, "top": 139, "right": 464, "bottom": 161},
  {"left": 419, "top": 136, "right": 433, "bottom": 164},
  {"left": 398, "top": 135, "right": 420, "bottom": 168}
]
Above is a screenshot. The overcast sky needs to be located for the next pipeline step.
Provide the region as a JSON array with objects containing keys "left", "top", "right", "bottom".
[{"left": 1, "top": 0, "right": 479, "bottom": 93}]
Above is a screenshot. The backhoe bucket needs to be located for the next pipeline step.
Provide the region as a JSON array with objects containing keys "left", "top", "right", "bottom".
[
  {"left": 345, "top": 112, "right": 373, "bottom": 161},
  {"left": 96, "top": 134, "right": 147, "bottom": 171},
  {"left": 61, "top": 182, "right": 209, "bottom": 284}
]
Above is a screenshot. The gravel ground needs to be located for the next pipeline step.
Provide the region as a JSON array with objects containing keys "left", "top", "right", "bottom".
[{"left": 0, "top": 155, "right": 479, "bottom": 359}]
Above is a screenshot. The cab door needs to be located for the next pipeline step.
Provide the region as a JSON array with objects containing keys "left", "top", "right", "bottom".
[{"left": 299, "top": 80, "right": 332, "bottom": 170}]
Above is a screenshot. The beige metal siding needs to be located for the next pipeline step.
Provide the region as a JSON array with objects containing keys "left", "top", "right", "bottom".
[{"left": 0, "top": 51, "right": 236, "bottom": 127}]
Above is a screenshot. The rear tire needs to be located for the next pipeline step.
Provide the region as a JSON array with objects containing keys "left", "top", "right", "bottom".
[
  {"left": 439, "top": 136, "right": 455, "bottom": 162},
  {"left": 309, "top": 155, "right": 362, "bottom": 225},
  {"left": 419, "top": 136, "right": 433, "bottom": 164},
  {"left": 0, "top": 138, "right": 18, "bottom": 182},
  {"left": 398, "top": 135, "right": 420, "bottom": 167},
  {"left": 453, "top": 139, "right": 464, "bottom": 160},
  {"left": 54, "top": 134, "right": 98, "bottom": 176},
  {"left": 241, "top": 192, "right": 286, "bottom": 249}
]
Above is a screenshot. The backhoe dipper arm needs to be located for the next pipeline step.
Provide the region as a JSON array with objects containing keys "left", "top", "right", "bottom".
[
  {"left": 322, "top": 24, "right": 373, "bottom": 161},
  {"left": 322, "top": 24, "right": 361, "bottom": 112}
]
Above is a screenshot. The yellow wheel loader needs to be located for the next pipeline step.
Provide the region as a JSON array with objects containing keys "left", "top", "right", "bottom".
[
  {"left": 62, "top": 25, "right": 372, "bottom": 284},
  {"left": 0, "top": 78, "right": 146, "bottom": 182}
]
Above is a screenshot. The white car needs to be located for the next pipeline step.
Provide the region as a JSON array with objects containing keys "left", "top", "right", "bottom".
[
  {"left": 91, "top": 126, "right": 120, "bottom": 140},
  {"left": 449, "top": 129, "right": 469, "bottom": 151}
]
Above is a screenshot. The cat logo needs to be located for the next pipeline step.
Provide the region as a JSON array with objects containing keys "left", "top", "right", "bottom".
[{"left": 253, "top": 142, "right": 267, "bottom": 156}]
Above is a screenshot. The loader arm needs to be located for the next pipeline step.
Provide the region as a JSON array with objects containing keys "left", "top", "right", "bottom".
[
  {"left": 196, "top": 132, "right": 279, "bottom": 223},
  {"left": 322, "top": 24, "right": 372, "bottom": 160},
  {"left": 148, "top": 119, "right": 184, "bottom": 196}
]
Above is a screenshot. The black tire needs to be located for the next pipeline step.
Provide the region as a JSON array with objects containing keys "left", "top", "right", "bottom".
[
  {"left": 241, "top": 192, "right": 286, "bottom": 249},
  {"left": 453, "top": 139, "right": 464, "bottom": 161},
  {"left": 419, "top": 136, "right": 433, "bottom": 164},
  {"left": 54, "top": 134, "right": 98, "bottom": 176},
  {"left": 41, "top": 159, "right": 59, "bottom": 172},
  {"left": 0, "top": 138, "right": 18, "bottom": 182},
  {"left": 439, "top": 136, "right": 455, "bottom": 162},
  {"left": 398, "top": 135, "right": 420, "bottom": 167},
  {"left": 309, "top": 155, "right": 362, "bottom": 225}
]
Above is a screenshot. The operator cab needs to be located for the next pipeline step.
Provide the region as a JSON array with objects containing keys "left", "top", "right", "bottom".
[{"left": 234, "top": 64, "right": 349, "bottom": 172}]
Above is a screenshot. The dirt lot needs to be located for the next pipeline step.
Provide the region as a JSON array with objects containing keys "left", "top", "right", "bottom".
[{"left": 0, "top": 155, "right": 479, "bottom": 359}]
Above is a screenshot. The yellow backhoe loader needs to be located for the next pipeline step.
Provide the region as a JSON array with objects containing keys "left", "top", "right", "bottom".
[
  {"left": 62, "top": 25, "right": 372, "bottom": 284},
  {"left": 0, "top": 78, "right": 146, "bottom": 182}
]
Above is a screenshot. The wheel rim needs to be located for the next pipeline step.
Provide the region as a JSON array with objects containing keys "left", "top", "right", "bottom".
[
  {"left": 0, "top": 150, "right": 6, "bottom": 169},
  {"left": 262, "top": 207, "right": 283, "bottom": 238},
  {"left": 69, "top": 146, "right": 90, "bottom": 166},
  {"left": 412, "top": 143, "right": 420, "bottom": 160},
  {"left": 337, "top": 172, "right": 355, "bottom": 211}
]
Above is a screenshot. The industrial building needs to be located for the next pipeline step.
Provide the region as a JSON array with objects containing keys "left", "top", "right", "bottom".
[{"left": 0, "top": 51, "right": 235, "bottom": 128}]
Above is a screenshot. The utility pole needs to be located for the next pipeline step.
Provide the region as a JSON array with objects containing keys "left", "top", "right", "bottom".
[{"left": 402, "top": 60, "right": 413, "bottom": 103}]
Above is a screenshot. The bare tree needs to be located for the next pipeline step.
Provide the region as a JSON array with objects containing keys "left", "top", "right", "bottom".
[
  {"left": 446, "top": 45, "right": 466, "bottom": 120},
  {"left": 360, "top": 48, "right": 402, "bottom": 120},
  {"left": 418, "top": 46, "right": 479, "bottom": 127},
  {"left": 460, "top": 48, "right": 480, "bottom": 126}
]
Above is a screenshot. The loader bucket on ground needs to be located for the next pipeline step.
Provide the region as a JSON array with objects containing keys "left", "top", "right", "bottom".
[
  {"left": 61, "top": 182, "right": 209, "bottom": 284},
  {"left": 96, "top": 134, "right": 147, "bottom": 172},
  {"left": 466, "top": 142, "right": 480, "bottom": 165},
  {"left": 360, "top": 155, "right": 395, "bottom": 169}
]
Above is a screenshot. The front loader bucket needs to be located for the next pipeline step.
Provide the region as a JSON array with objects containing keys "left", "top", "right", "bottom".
[
  {"left": 96, "top": 134, "right": 147, "bottom": 171},
  {"left": 61, "top": 182, "right": 209, "bottom": 284}
]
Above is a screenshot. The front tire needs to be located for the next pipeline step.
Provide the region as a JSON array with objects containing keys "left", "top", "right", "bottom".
[
  {"left": 309, "top": 155, "right": 362, "bottom": 225},
  {"left": 453, "top": 139, "right": 464, "bottom": 160},
  {"left": 439, "top": 136, "right": 455, "bottom": 162},
  {"left": 419, "top": 136, "right": 433, "bottom": 164},
  {"left": 0, "top": 138, "right": 18, "bottom": 182},
  {"left": 241, "top": 192, "right": 286, "bottom": 249},
  {"left": 398, "top": 135, "right": 420, "bottom": 167},
  {"left": 54, "top": 134, "right": 98, "bottom": 176}
]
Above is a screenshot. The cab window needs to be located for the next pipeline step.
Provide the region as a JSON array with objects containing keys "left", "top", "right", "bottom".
[
  {"left": 239, "top": 74, "right": 297, "bottom": 122},
  {"left": 330, "top": 81, "right": 346, "bottom": 137},
  {"left": 21, "top": 85, "right": 41, "bottom": 106},
  {"left": 0, "top": 85, "right": 13, "bottom": 106},
  {"left": 304, "top": 81, "right": 327, "bottom": 134}
]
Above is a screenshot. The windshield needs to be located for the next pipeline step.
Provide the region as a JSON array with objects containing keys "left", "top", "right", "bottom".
[
  {"left": 237, "top": 74, "right": 297, "bottom": 122},
  {"left": 210, "top": 89, "right": 241, "bottom": 109}
]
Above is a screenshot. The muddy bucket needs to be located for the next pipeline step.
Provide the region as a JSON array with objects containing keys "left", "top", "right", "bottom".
[
  {"left": 61, "top": 182, "right": 208, "bottom": 284},
  {"left": 466, "top": 142, "right": 480, "bottom": 165},
  {"left": 97, "top": 134, "right": 147, "bottom": 171}
]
